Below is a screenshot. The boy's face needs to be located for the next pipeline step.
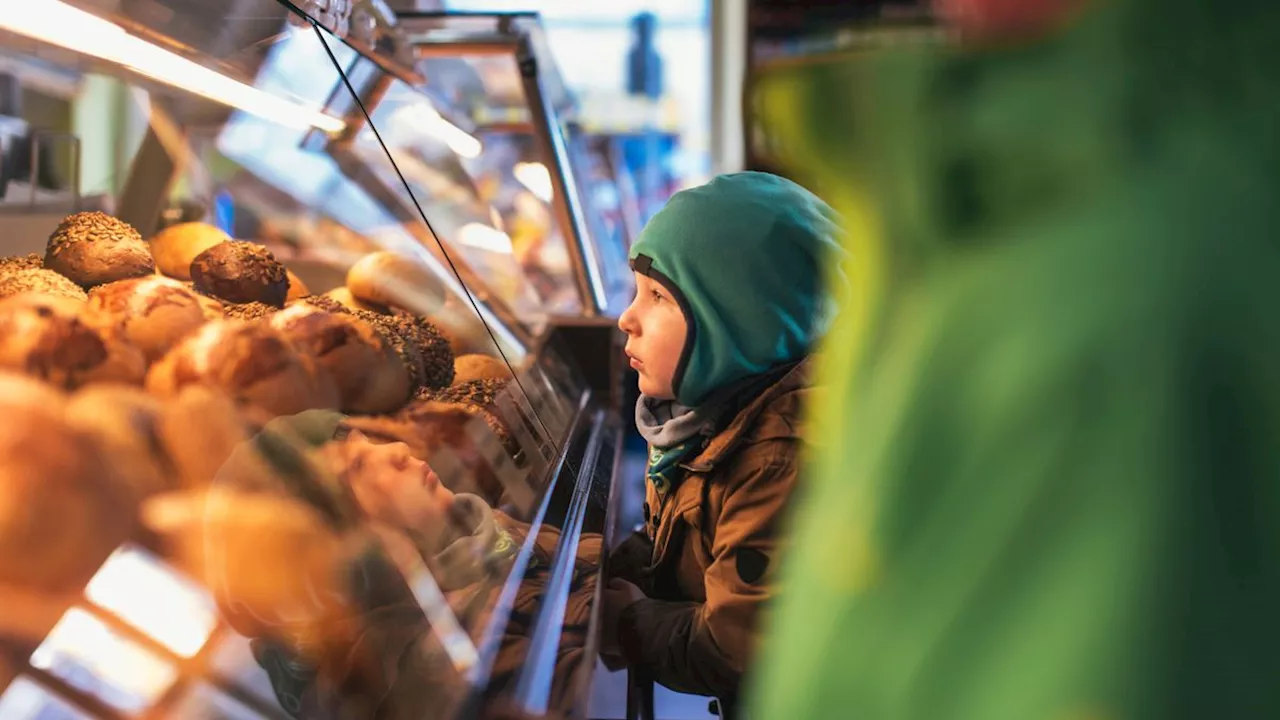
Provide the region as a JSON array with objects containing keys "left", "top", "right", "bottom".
[
  {"left": 618, "top": 271, "right": 689, "bottom": 400},
  {"left": 324, "top": 430, "right": 455, "bottom": 531}
]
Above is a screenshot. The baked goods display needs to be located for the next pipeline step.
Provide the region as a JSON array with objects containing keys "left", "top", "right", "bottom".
[
  {"left": 190, "top": 240, "right": 290, "bottom": 307},
  {"left": 44, "top": 212, "right": 156, "bottom": 288},
  {"left": 0, "top": 207, "right": 570, "bottom": 660},
  {"left": 87, "top": 276, "right": 225, "bottom": 363},
  {"left": 149, "top": 222, "right": 230, "bottom": 279},
  {"left": 147, "top": 319, "right": 341, "bottom": 417}
]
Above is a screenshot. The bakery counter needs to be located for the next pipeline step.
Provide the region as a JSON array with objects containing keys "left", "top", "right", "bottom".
[
  {"left": 0, "top": 2, "right": 630, "bottom": 717},
  {"left": 0, "top": 209, "right": 609, "bottom": 720}
]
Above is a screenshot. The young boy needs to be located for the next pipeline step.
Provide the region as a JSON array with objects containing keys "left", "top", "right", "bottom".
[{"left": 603, "top": 172, "right": 842, "bottom": 711}]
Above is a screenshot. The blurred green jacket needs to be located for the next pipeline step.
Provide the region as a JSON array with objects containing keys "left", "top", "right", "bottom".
[{"left": 747, "top": 0, "right": 1280, "bottom": 718}]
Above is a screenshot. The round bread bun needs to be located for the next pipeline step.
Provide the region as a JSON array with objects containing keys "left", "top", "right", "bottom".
[
  {"left": 0, "top": 372, "right": 135, "bottom": 591},
  {"left": 0, "top": 267, "right": 88, "bottom": 302},
  {"left": 302, "top": 295, "right": 454, "bottom": 391},
  {"left": 149, "top": 222, "right": 230, "bottom": 280},
  {"left": 190, "top": 241, "right": 289, "bottom": 307},
  {"left": 323, "top": 286, "right": 387, "bottom": 314},
  {"left": 0, "top": 293, "right": 146, "bottom": 389},
  {"left": 67, "top": 384, "right": 172, "bottom": 501},
  {"left": 147, "top": 319, "right": 340, "bottom": 417},
  {"left": 0, "top": 254, "right": 44, "bottom": 274},
  {"left": 286, "top": 271, "right": 311, "bottom": 302},
  {"left": 346, "top": 251, "right": 448, "bottom": 315},
  {"left": 453, "top": 354, "right": 512, "bottom": 384},
  {"left": 87, "top": 276, "right": 225, "bottom": 363},
  {"left": 45, "top": 211, "right": 155, "bottom": 288},
  {"left": 269, "top": 304, "right": 410, "bottom": 414}
]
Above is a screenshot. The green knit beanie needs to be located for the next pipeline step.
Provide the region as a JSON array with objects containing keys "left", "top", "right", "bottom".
[{"left": 629, "top": 171, "right": 843, "bottom": 407}]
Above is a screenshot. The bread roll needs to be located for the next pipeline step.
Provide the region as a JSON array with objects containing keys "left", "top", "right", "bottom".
[
  {"left": 0, "top": 293, "right": 146, "bottom": 389},
  {"left": 346, "top": 251, "right": 448, "bottom": 315},
  {"left": 270, "top": 304, "right": 410, "bottom": 414},
  {"left": 147, "top": 319, "right": 340, "bottom": 417},
  {"left": 44, "top": 211, "right": 155, "bottom": 288},
  {"left": 67, "top": 384, "right": 172, "bottom": 501},
  {"left": 190, "top": 241, "right": 289, "bottom": 307},
  {"left": 149, "top": 222, "right": 229, "bottom": 280},
  {"left": 286, "top": 270, "right": 310, "bottom": 302},
  {"left": 87, "top": 276, "right": 225, "bottom": 363},
  {"left": 0, "top": 372, "right": 135, "bottom": 591},
  {"left": 324, "top": 286, "right": 387, "bottom": 314},
  {"left": 0, "top": 267, "right": 87, "bottom": 301},
  {"left": 303, "top": 295, "right": 455, "bottom": 391},
  {"left": 453, "top": 353, "right": 512, "bottom": 384}
]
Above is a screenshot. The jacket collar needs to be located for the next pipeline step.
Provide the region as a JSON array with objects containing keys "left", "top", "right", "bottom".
[{"left": 681, "top": 358, "right": 811, "bottom": 473}]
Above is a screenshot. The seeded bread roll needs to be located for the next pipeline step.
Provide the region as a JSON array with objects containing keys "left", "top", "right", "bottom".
[
  {"left": 149, "top": 222, "right": 230, "bottom": 280},
  {"left": 45, "top": 212, "right": 155, "bottom": 288},
  {"left": 0, "top": 293, "right": 146, "bottom": 389},
  {"left": 147, "top": 319, "right": 340, "bottom": 417},
  {"left": 0, "top": 372, "right": 135, "bottom": 591},
  {"left": 87, "top": 276, "right": 225, "bottom": 363},
  {"left": 190, "top": 241, "right": 289, "bottom": 307},
  {"left": 0, "top": 267, "right": 87, "bottom": 301},
  {"left": 0, "top": 254, "right": 44, "bottom": 274},
  {"left": 416, "top": 378, "right": 508, "bottom": 411},
  {"left": 345, "top": 251, "right": 448, "bottom": 315},
  {"left": 302, "top": 295, "right": 454, "bottom": 391},
  {"left": 269, "top": 304, "right": 411, "bottom": 414}
]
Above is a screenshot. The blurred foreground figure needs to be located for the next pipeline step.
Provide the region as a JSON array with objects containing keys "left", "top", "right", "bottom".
[{"left": 748, "top": 0, "right": 1280, "bottom": 718}]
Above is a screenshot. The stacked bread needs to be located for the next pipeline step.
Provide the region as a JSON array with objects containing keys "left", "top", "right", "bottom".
[{"left": 0, "top": 211, "right": 526, "bottom": 598}]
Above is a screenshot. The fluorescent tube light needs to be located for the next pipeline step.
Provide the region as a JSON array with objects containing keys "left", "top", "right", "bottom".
[{"left": 2, "top": 0, "right": 346, "bottom": 132}]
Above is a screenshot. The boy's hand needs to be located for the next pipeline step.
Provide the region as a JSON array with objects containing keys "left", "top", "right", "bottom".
[{"left": 600, "top": 578, "right": 647, "bottom": 661}]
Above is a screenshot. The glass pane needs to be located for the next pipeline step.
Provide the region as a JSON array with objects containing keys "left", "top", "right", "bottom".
[
  {"left": 30, "top": 608, "right": 178, "bottom": 713},
  {"left": 0, "top": 676, "right": 93, "bottom": 720},
  {"left": 356, "top": 69, "right": 582, "bottom": 329},
  {"left": 168, "top": 683, "right": 263, "bottom": 720},
  {"left": 84, "top": 545, "right": 218, "bottom": 658},
  {"left": 0, "top": 2, "right": 599, "bottom": 716},
  {"left": 209, "top": 633, "right": 278, "bottom": 707}
]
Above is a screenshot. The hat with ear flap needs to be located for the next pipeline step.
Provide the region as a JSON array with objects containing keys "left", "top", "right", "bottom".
[{"left": 629, "top": 171, "right": 844, "bottom": 407}]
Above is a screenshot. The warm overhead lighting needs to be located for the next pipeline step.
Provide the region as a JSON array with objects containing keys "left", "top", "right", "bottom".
[
  {"left": 514, "top": 161, "right": 554, "bottom": 203},
  {"left": 389, "top": 102, "right": 483, "bottom": 159},
  {"left": 458, "top": 222, "right": 514, "bottom": 254},
  {"left": 3, "top": 0, "right": 346, "bottom": 132}
]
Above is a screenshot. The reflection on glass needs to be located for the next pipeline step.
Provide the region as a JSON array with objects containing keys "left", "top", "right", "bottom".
[
  {"left": 210, "top": 633, "right": 278, "bottom": 707},
  {"left": 514, "top": 162, "right": 554, "bottom": 203},
  {"left": 30, "top": 609, "right": 178, "bottom": 713},
  {"left": 169, "top": 684, "right": 262, "bottom": 720},
  {"left": 84, "top": 545, "right": 218, "bottom": 658},
  {"left": 1, "top": 1, "right": 344, "bottom": 132},
  {"left": 0, "top": 676, "right": 92, "bottom": 720}
]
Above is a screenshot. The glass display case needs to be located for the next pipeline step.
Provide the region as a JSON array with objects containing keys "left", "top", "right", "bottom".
[{"left": 0, "top": 2, "right": 629, "bottom": 718}]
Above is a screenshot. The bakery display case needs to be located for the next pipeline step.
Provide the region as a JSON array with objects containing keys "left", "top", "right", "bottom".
[{"left": 0, "top": 2, "right": 629, "bottom": 719}]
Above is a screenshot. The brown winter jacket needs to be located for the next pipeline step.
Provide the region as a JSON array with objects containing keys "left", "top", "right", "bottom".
[{"left": 611, "top": 360, "right": 810, "bottom": 702}]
